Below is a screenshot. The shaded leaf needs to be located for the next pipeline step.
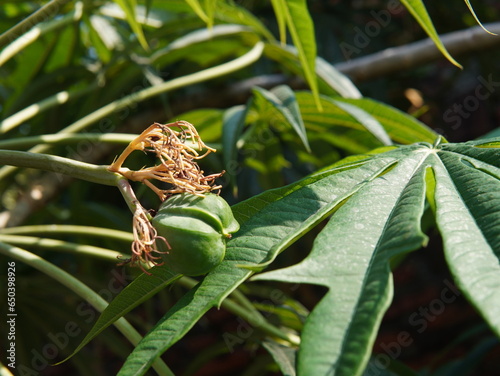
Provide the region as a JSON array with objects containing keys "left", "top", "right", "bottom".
[
  {"left": 112, "top": 0, "right": 149, "bottom": 50},
  {"left": 331, "top": 99, "right": 392, "bottom": 146},
  {"left": 262, "top": 340, "right": 297, "bottom": 376},
  {"left": 184, "top": 0, "right": 209, "bottom": 24},
  {"left": 252, "top": 85, "right": 310, "bottom": 152},
  {"left": 264, "top": 44, "right": 361, "bottom": 98},
  {"left": 315, "top": 57, "right": 362, "bottom": 99},
  {"left": 222, "top": 105, "right": 247, "bottom": 192},
  {"left": 60, "top": 264, "right": 180, "bottom": 364}
]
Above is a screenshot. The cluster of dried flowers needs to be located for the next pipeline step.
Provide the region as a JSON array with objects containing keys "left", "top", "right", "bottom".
[{"left": 108, "top": 121, "right": 223, "bottom": 271}]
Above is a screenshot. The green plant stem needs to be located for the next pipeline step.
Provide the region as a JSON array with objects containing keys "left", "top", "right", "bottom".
[
  {"left": 0, "top": 1, "right": 83, "bottom": 65},
  {"left": 0, "top": 41, "right": 264, "bottom": 181},
  {"left": 59, "top": 41, "right": 264, "bottom": 137},
  {"left": 0, "top": 84, "right": 99, "bottom": 134},
  {"left": 0, "top": 224, "right": 134, "bottom": 242},
  {"left": 0, "top": 132, "right": 218, "bottom": 151},
  {"left": 0, "top": 241, "right": 173, "bottom": 376},
  {"left": 0, "top": 235, "right": 125, "bottom": 260},
  {"left": 0, "top": 150, "right": 122, "bottom": 186},
  {"left": 0, "top": 133, "right": 136, "bottom": 149},
  {"left": 116, "top": 178, "right": 149, "bottom": 217},
  {"left": 180, "top": 276, "right": 300, "bottom": 346}
]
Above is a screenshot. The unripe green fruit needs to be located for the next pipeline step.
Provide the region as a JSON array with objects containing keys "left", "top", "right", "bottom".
[{"left": 152, "top": 193, "right": 239, "bottom": 276}]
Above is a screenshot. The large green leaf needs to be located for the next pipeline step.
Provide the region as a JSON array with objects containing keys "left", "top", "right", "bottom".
[{"left": 253, "top": 138, "right": 500, "bottom": 376}]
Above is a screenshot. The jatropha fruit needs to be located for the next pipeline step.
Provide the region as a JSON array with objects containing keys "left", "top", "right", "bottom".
[
  {"left": 152, "top": 193, "right": 239, "bottom": 276},
  {"left": 109, "top": 121, "right": 239, "bottom": 275}
]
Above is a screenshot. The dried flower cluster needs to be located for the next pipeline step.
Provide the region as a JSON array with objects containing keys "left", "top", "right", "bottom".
[
  {"left": 110, "top": 121, "right": 223, "bottom": 272},
  {"left": 109, "top": 121, "right": 222, "bottom": 200}
]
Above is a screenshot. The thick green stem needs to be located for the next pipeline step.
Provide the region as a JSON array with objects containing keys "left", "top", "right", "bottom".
[
  {"left": 0, "top": 242, "right": 173, "bottom": 376},
  {"left": 0, "top": 224, "right": 134, "bottom": 242},
  {"left": 0, "top": 150, "right": 122, "bottom": 186},
  {"left": 0, "top": 84, "right": 99, "bottom": 134},
  {"left": 0, "top": 133, "right": 135, "bottom": 149},
  {"left": 0, "top": 235, "right": 124, "bottom": 260}
]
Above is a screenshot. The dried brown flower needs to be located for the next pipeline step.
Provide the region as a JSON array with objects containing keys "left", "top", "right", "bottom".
[
  {"left": 109, "top": 121, "right": 223, "bottom": 200},
  {"left": 111, "top": 121, "right": 223, "bottom": 271}
]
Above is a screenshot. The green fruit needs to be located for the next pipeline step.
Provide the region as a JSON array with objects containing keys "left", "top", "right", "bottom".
[{"left": 152, "top": 193, "right": 239, "bottom": 276}]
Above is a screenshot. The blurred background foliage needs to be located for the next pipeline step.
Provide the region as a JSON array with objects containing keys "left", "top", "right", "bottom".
[{"left": 0, "top": 0, "right": 499, "bottom": 375}]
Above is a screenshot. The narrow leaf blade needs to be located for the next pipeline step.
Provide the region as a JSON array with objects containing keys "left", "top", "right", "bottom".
[
  {"left": 282, "top": 0, "right": 322, "bottom": 109},
  {"left": 399, "top": 0, "right": 461, "bottom": 68},
  {"left": 434, "top": 140, "right": 500, "bottom": 336},
  {"left": 61, "top": 264, "right": 180, "bottom": 364},
  {"left": 113, "top": 0, "right": 149, "bottom": 50}
]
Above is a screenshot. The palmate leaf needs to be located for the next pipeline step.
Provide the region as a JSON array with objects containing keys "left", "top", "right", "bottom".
[
  {"left": 111, "top": 137, "right": 498, "bottom": 375},
  {"left": 254, "top": 138, "right": 500, "bottom": 376}
]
